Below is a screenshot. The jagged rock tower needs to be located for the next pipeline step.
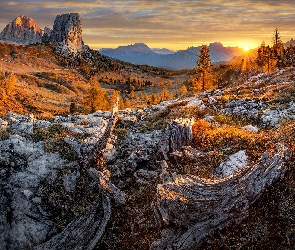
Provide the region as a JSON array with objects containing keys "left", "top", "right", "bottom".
[
  {"left": 50, "top": 13, "right": 84, "bottom": 53},
  {"left": 0, "top": 15, "right": 43, "bottom": 45}
]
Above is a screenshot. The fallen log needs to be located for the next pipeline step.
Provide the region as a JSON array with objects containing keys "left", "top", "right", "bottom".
[{"left": 152, "top": 144, "right": 291, "bottom": 250}]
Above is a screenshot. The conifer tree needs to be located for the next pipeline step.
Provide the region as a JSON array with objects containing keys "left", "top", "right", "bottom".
[
  {"left": 125, "top": 98, "right": 131, "bottom": 108},
  {"left": 1, "top": 72, "right": 17, "bottom": 96},
  {"left": 272, "top": 28, "right": 283, "bottom": 51},
  {"left": 256, "top": 29, "right": 285, "bottom": 72},
  {"left": 180, "top": 85, "right": 187, "bottom": 95},
  {"left": 195, "top": 45, "right": 212, "bottom": 92},
  {"left": 0, "top": 71, "right": 4, "bottom": 80},
  {"left": 70, "top": 102, "right": 77, "bottom": 113},
  {"left": 150, "top": 93, "right": 158, "bottom": 105},
  {"left": 119, "top": 98, "right": 125, "bottom": 110},
  {"left": 130, "top": 85, "right": 135, "bottom": 99},
  {"left": 84, "top": 76, "right": 109, "bottom": 113},
  {"left": 143, "top": 93, "right": 149, "bottom": 103}
]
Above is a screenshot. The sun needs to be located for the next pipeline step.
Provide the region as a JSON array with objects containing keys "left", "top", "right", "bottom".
[{"left": 243, "top": 46, "right": 250, "bottom": 52}]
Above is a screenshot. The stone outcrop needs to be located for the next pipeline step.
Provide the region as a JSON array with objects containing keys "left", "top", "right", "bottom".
[
  {"left": 151, "top": 123, "right": 291, "bottom": 250},
  {"left": 0, "top": 13, "right": 84, "bottom": 53},
  {"left": 49, "top": 13, "right": 84, "bottom": 53},
  {"left": 0, "top": 15, "right": 43, "bottom": 45},
  {"left": 1, "top": 70, "right": 295, "bottom": 249},
  {"left": 41, "top": 26, "right": 52, "bottom": 43}
]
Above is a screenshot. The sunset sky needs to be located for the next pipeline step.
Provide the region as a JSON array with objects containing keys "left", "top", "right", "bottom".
[{"left": 0, "top": 0, "right": 294, "bottom": 51}]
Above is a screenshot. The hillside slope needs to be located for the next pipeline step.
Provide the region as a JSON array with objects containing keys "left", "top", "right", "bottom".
[
  {"left": 0, "top": 42, "right": 189, "bottom": 118},
  {"left": 0, "top": 67, "right": 295, "bottom": 249}
]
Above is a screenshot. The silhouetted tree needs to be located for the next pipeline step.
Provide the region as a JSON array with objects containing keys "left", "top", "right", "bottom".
[
  {"left": 284, "top": 44, "right": 295, "bottom": 67},
  {"left": 256, "top": 41, "right": 278, "bottom": 73},
  {"left": 272, "top": 28, "right": 283, "bottom": 54}
]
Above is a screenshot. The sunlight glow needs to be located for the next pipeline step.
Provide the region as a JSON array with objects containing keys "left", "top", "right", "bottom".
[{"left": 243, "top": 46, "right": 250, "bottom": 52}]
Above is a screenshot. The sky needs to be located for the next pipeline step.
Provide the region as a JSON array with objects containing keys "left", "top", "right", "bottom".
[{"left": 0, "top": 0, "right": 294, "bottom": 51}]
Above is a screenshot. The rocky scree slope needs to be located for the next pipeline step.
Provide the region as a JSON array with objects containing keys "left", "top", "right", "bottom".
[{"left": 0, "top": 69, "right": 295, "bottom": 249}]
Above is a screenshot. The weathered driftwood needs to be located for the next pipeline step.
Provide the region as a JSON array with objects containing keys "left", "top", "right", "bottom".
[
  {"left": 152, "top": 144, "right": 291, "bottom": 250},
  {"left": 159, "top": 118, "right": 194, "bottom": 161},
  {"left": 80, "top": 99, "right": 119, "bottom": 168},
  {"left": 170, "top": 146, "right": 214, "bottom": 163},
  {"left": 87, "top": 168, "right": 126, "bottom": 205},
  {"left": 34, "top": 100, "right": 121, "bottom": 250},
  {"left": 34, "top": 195, "right": 111, "bottom": 250}
]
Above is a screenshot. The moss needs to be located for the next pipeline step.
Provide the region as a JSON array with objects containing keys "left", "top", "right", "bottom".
[
  {"left": 0, "top": 128, "right": 12, "bottom": 141},
  {"left": 77, "top": 119, "right": 89, "bottom": 126},
  {"left": 113, "top": 128, "right": 128, "bottom": 140},
  {"left": 38, "top": 168, "right": 101, "bottom": 232},
  {"left": 27, "top": 124, "right": 78, "bottom": 162}
]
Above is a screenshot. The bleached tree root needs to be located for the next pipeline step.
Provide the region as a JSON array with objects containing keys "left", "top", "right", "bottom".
[
  {"left": 34, "top": 195, "right": 111, "bottom": 250},
  {"left": 34, "top": 100, "right": 122, "bottom": 250},
  {"left": 151, "top": 144, "right": 291, "bottom": 250}
]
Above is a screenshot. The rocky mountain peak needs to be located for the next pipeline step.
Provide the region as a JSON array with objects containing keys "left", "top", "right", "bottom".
[
  {"left": 0, "top": 15, "right": 43, "bottom": 45},
  {"left": 50, "top": 13, "right": 84, "bottom": 53},
  {"left": 14, "top": 15, "right": 38, "bottom": 30}
]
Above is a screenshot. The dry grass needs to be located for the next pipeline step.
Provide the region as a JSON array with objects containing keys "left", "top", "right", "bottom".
[{"left": 191, "top": 120, "right": 272, "bottom": 158}]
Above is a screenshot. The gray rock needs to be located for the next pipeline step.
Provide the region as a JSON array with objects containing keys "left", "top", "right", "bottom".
[
  {"left": 34, "top": 120, "right": 51, "bottom": 129},
  {"left": 41, "top": 26, "right": 52, "bottom": 43},
  {"left": 213, "top": 150, "right": 248, "bottom": 178},
  {"left": 186, "top": 98, "right": 202, "bottom": 107},
  {"left": 242, "top": 125, "right": 259, "bottom": 133},
  {"left": 225, "top": 99, "right": 265, "bottom": 119},
  {"left": 63, "top": 170, "right": 80, "bottom": 192},
  {"left": 49, "top": 13, "right": 84, "bottom": 53},
  {"left": 22, "top": 189, "right": 34, "bottom": 200},
  {"left": 7, "top": 113, "right": 35, "bottom": 136},
  {"left": 261, "top": 109, "right": 288, "bottom": 127},
  {"left": 0, "top": 118, "right": 8, "bottom": 129},
  {"left": 0, "top": 135, "right": 65, "bottom": 249}
]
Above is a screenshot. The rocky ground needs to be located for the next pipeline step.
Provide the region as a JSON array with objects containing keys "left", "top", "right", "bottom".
[{"left": 1, "top": 68, "right": 295, "bottom": 249}]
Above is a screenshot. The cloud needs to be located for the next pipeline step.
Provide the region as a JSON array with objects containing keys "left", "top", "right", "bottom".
[{"left": 0, "top": 0, "right": 294, "bottom": 49}]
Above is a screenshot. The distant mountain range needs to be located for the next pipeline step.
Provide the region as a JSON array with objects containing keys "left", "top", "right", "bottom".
[{"left": 100, "top": 42, "right": 244, "bottom": 70}]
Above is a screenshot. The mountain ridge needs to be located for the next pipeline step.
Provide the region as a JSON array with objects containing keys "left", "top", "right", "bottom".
[{"left": 100, "top": 42, "right": 244, "bottom": 70}]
